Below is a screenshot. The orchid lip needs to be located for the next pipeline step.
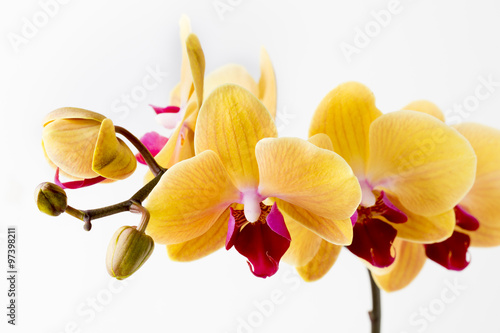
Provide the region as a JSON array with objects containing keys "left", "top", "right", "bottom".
[
  {"left": 149, "top": 105, "right": 181, "bottom": 115},
  {"left": 135, "top": 132, "right": 168, "bottom": 165},
  {"left": 425, "top": 231, "right": 471, "bottom": 271},
  {"left": 348, "top": 191, "right": 407, "bottom": 267},
  {"left": 226, "top": 202, "right": 291, "bottom": 278},
  {"left": 454, "top": 205, "right": 480, "bottom": 231},
  {"left": 54, "top": 168, "right": 106, "bottom": 190}
]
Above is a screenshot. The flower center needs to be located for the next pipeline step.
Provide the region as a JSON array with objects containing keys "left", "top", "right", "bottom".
[
  {"left": 359, "top": 178, "right": 376, "bottom": 207},
  {"left": 242, "top": 190, "right": 264, "bottom": 222},
  {"left": 226, "top": 202, "right": 291, "bottom": 278},
  {"left": 347, "top": 191, "right": 407, "bottom": 268}
]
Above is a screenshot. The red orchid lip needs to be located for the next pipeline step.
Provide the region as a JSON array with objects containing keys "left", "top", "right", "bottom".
[
  {"left": 425, "top": 231, "right": 471, "bottom": 271},
  {"left": 226, "top": 202, "right": 291, "bottom": 278},
  {"left": 347, "top": 191, "right": 407, "bottom": 268},
  {"left": 454, "top": 205, "right": 480, "bottom": 231},
  {"left": 54, "top": 168, "right": 106, "bottom": 190},
  {"left": 135, "top": 131, "right": 168, "bottom": 165},
  {"left": 149, "top": 105, "right": 181, "bottom": 115},
  {"left": 348, "top": 218, "right": 398, "bottom": 268},
  {"left": 424, "top": 205, "right": 479, "bottom": 271}
]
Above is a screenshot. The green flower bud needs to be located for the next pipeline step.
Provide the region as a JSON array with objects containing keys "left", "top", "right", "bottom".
[
  {"left": 35, "top": 182, "right": 67, "bottom": 216},
  {"left": 106, "top": 226, "right": 154, "bottom": 280}
]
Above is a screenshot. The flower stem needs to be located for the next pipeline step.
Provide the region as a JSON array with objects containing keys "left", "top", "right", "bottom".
[
  {"left": 63, "top": 169, "right": 166, "bottom": 230},
  {"left": 368, "top": 269, "right": 381, "bottom": 333},
  {"left": 130, "top": 201, "right": 150, "bottom": 233},
  {"left": 114, "top": 125, "right": 165, "bottom": 176}
]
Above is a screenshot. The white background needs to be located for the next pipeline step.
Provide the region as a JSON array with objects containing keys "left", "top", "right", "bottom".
[{"left": 2, "top": 0, "right": 500, "bottom": 332}]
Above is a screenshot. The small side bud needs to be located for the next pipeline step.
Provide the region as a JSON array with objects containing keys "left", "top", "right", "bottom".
[
  {"left": 35, "top": 182, "right": 67, "bottom": 216},
  {"left": 106, "top": 226, "right": 154, "bottom": 280}
]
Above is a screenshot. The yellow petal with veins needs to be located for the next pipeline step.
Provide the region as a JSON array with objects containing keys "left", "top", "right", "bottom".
[
  {"left": 281, "top": 213, "right": 323, "bottom": 266},
  {"left": 386, "top": 194, "right": 455, "bottom": 243},
  {"left": 195, "top": 84, "right": 277, "bottom": 190},
  {"left": 402, "top": 100, "right": 445, "bottom": 122},
  {"left": 146, "top": 150, "right": 240, "bottom": 244},
  {"left": 454, "top": 123, "right": 500, "bottom": 246},
  {"left": 367, "top": 110, "right": 476, "bottom": 216},
  {"left": 307, "top": 133, "right": 334, "bottom": 151},
  {"left": 296, "top": 241, "right": 342, "bottom": 282},
  {"left": 258, "top": 47, "right": 277, "bottom": 119},
  {"left": 372, "top": 239, "right": 426, "bottom": 292},
  {"left": 309, "top": 82, "right": 382, "bottom": 177},
  {"left": 256, "top": 137, "right": 361, "bottom": 222},
  {"left": 43, "top": 107, "right": 106, "bottom": 126},
  {"left": 167, "top": 208, "right": 231, "bottom": 261},
  {"left": 42, "top": 118, "right": 101, "bottom": 179},
  {"left": 178, "top": 15, "right": 193, "bottom": 104},
  {"left": 92, "top": 119, "right": 136, "bottom": 180},
  {"left": 186, "top": 33, "right": 205, "bottom": 110},
  {"left": 203, "top": 64, "right": 259, "bottom": 101},
  {"left": 275, "top": 199, "right": 353, "bottom": 245}
]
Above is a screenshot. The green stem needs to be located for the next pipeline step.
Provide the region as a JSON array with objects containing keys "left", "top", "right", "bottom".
[
  {"left": 368, "top": 269, "right": 381, "bottom": 333},
  {"left": 64, "top": 169, "right": 166, "bottom": 230},
  {"left": 114, "top": 125, "right": 165, "bottom": 176},
  {"left": 130, "top": 201, "right": 150, "bottom": 233}
]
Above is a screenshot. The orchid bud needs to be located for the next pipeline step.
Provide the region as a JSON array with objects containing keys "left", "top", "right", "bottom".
[
  {"left": 42, "top": 107, "right": 137, "bottom": 181},
  {"left": 35, "top": 182, "right": 67, "bottom": 216},
  {"left": 106, "top": 226, "right": 154, "bottom": 280}
]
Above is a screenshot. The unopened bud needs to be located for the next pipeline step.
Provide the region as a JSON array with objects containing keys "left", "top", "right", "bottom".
[
  {"left": 35, "top": 182, "right": 67, "bottom": 216},
  {"left": 106, "top": 226, "right": 154, "bottom": 280}
]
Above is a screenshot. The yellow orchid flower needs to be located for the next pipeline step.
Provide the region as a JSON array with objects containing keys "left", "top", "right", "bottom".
[
  {"left": 42, "top": 107, "right": 136, "bottom": 188},
  {"left": 145, "top": 84, "right": 361, "bottom": 278},
  {"left": 292, "top": 82, "right": 477, "bottom": 282},
  {"left": 146, "top": 15, "right": 276, "bottom": 173},
  {"left": 372, "top": 101, "right": 500, "bottom": 291}
]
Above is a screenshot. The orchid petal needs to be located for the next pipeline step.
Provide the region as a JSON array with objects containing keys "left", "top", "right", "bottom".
[
  {"left": 166, "top": 208, "right": 230, "bottom": 261},
  {"left": 178, "top": 15, "right": 193, "bottom": 104},
  {"left": 367, "top": 111, "right": 476, "bottom": 216},
  {"left": 296, "top": 241, "right": 342, "bottom": 282},
  {"left": 372, "top": 239, "right": 426, "bottom": 292},
  {"left": 274, "top": 199, "right": 353, "bottom": 245},
  {"left": 309, "top": 82, "right": 382, "bottom": 177},
  {"left": 281, "top": 214, "right": 323, "bottom": 267},
  {"left": 203, "top": 64, "right": 259, "bottom": 101},
  {"left": 454, "top": 123, "right": 500, "bottom": 246},
  {"left": 145, "top": 150, "right": 240, "bottom": 244},
  {"left": 43, "top": 118, "right": 102, "bottom": 179},
  {"left": 186, "top": 33, "right": 205, "bottom": 109},
  {"left": 43, "top": 107, "right": 106, "bottom": 126},
  {"left": 401, "top": 100, "right": 445, "bottom": 122},
  {"left": 258, "top": 47, "right": 277, "bottom": 119},
  {"left": 256, "top": 137, "right": 361, "bottom": 222},
  {"left": 385, "top": 194, "right": 455, "bottom": 243},
  {"left": 92, "top": 119, "right": 137, "bottom": 180},
  {"left": 195, "top": 84, "right": 277, "bottom": 190},
  {"left": 307, "top": 133, "right": 334, "bottom": 151}
]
